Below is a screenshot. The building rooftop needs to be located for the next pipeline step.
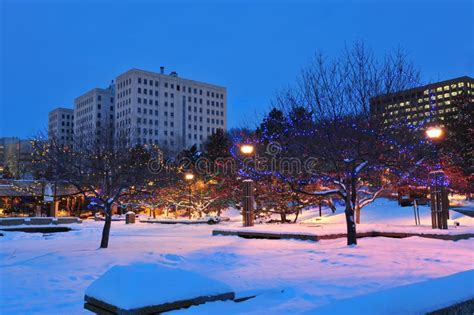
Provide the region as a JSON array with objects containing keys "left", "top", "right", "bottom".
[
  {"left": 371, "top": 76, "right": 473, "bottom": 101},
  {"left": 117, "top": 68, "right": 227, "bottom": 90}
]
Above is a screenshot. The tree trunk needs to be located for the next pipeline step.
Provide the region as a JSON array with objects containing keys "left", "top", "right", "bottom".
[
  {"left": 345, "top": 204, "right": 357, "bottom": 245},
  {"left": 345, "top": 181, "right": 357, "bottom": 245},
  {"left": 319, "top": 203, "right": 322, "bottom": 217},
  {"left": 293, "top": 209, "right": 300, "bottom": 223},
  {"left": 355, "top": 205, "right": 361, "bottom": 224},
  {"left": 280, "top": 213, "right": 287, "bottom": 223},
  {"left": 100, "top": 203, "right": 112, "bottom": 249}
]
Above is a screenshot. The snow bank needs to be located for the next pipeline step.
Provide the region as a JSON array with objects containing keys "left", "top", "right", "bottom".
[
  {"left": 302, "top": 198, "right": 474, "bottom": 226},
  {"left": 85, "top": 263, "right": 234, "bottom": 310},
  {"left": 140, "top": 216, "right": 221, "bottom": 224},
  {"left": 307, "top": 269, "right": 474, "bottom": 315}
]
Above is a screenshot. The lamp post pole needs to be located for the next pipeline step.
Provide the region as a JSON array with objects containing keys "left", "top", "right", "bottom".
[
  {"left": 426, "top": 126, "right": 448, "bottom": 230},
  {"left": 240, "top": 144, "right": 255, "bottom": 227},
  {"left": 184, "top": 173, "right": 194, "bottom": 219}
]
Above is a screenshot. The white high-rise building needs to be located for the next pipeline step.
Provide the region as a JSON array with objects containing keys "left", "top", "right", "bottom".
[
  {"left": 73, "top": 85, "right": 115, "bottom": 146},
  {"left": 48, "top": 108, "right": 74, "bottom": 146},
  {"left": 114, "top": 68, "right": 227, "bottom": 152}
]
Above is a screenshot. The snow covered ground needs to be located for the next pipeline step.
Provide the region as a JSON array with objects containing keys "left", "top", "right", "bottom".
[
  {"left": 1, "top": 199, "right": 473, "bottom": 314},
  {"left": 216, "top": 199, "right": 474, "bottom": 237}
]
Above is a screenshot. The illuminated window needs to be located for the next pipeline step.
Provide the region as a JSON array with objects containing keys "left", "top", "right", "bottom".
[
  {"left": 443, "top": 85, "right": 449, "bottom": 91},
  {"left": 418, "top": 98, "right": 423, "bottom": 103},
  {"left": 424, "top": 105, "right": 430, "bottom": 109},
  {"left": 406, "top": 108, "right": 411, "bottom": 112},
  {"left": 437, "top": 94, "right": 443, "bottom": 99},
  {"left": 436, "top": 87, "right": 442, "bottom": 92},
  {"left": 444, "top": 93, "right": 450, "bottom": 98},
  {"left": 423, "top": 89, "right": 429, "bottom": 95},
  {"left": 438, "top": 109, "right": 444, "bottom": 114},
  {"left": 451, "top": 91, "right": 458, "bottom": 96},
  {"left": 458, "top": 82, "right": 465, "bottom": 87}
]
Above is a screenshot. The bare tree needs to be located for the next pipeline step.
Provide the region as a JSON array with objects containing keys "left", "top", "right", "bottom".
[
  {"left": 32, "top": 127, "right": 160, "bottom": 248},
  {"left": 279, "top": 42, "right": 421, "bottom": 245}
]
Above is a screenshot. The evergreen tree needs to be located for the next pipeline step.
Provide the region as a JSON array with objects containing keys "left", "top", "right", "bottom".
[{"left": 204, "top": 129, "right": 231, "bottom": 161}]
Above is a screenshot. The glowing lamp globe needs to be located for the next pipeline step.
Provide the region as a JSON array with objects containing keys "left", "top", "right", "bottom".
[
  {"left": 184, "top": 173, "right": 194, "bottom": 181},
  {"left": 240, "top": 144, "right": 255, "bottom": 155},
  {"left": 425, "top": 126, "right": 443, "bottom": 140}
]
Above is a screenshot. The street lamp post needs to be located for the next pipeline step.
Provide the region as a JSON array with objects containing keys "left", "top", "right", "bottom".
[
  {"left": 240, "top": 144, "right": 255, "bottom": 227},
  {"left": 425, "top": 126, "right": 443, "bottom": 140},
  {"left": 184, "top": 172, "right": 194, "bottom": 219},
  {"left": 425, "top": 125, "right": 448, "bottom": 230}
]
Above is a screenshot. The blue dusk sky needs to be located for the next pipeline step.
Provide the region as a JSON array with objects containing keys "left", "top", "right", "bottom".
[{"left": 0, "top": 0, "right": 473, "bottom": 138}]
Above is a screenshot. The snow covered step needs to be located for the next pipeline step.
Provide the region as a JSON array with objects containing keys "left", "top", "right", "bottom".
[
  {"left": 139, "top": 217, "right": 221, "bottom": 225},
  {"left": 0, "top": 217, "right": 81, "bottom": 226},
  {"left": 84, "top": 263, "right": 235, "bottom": 314},
  {"left": 213, "top": 227, "right": 474, "bottom": 242},
  {"left": 306, "top": 269, "right": 474, "bottom": 314}
]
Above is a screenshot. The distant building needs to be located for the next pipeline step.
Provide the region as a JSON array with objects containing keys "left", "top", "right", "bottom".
[
  {"left": 114, "top": 67, "right": 227, "bottom": 152},
  {"left": 51, "top": 67, "right": 227, "bottom": 153},
  {"left": 370, "top": 76, "right": 474, "bottom": 128},
  {"left": 48, "top": 107, "right": 74, "bottom": 146},
  {"left": 73, "top": 84, "right": 115, "bottom": 146},
  {"left": 0, "top": 137, "right": 17, "bottom": 177},
  {"left": 0, "top": 137, "right": 34, "bottom": 179}
]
